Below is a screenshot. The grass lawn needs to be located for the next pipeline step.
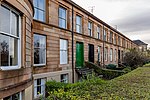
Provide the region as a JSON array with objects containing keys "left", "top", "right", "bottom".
[
  {"left": 46, "top": 67, "right": 150, "bottom": 100},
  {"left": 101, "top": 67, "right": 150, "bottom": 99}
]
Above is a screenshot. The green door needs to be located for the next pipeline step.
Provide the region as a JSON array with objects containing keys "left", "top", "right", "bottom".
[{"left": 76, "top": 42, "right": 84, "bottom": 68}]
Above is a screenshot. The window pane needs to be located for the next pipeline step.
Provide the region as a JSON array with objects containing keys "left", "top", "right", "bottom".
[
  {"left": 76, "top": 16, "right": 81, "bottom": 25},
  {"left": 10, "top": 37, "right": 18, "bottom": 66},
  {"left": 38, "top": 0, "right": 45, "bottom": 10},
  {"left": 59, "top": 19, "right": 66, "bottom": 29},
  {"left": 59, "top": 7, "right": 66, "bottom": 19},
  {"left": 61, "top": 74, "right": 68, "bottom": 83},
  {"left": 41, "top": 79, "right": 46, "bottom": 95},
  {"left": 34, "top": 34, "right": 46, "bottom": 48},
  {"left": 60, "top": 39, "right": 68, "bottom": 64},
  {"left": 33, "top": 0, "right": 38, "bottom": 7},
  {"left": 38, "top": 10, "right": 45, "bottom": 22},
  {"left": 34, "top": 8, "right": 38, "bottom": 19},
  {"left": 0, "top": 34, "right": 9, "bottom": 66},
  {"left": 76, "top": 25, "right": 81, "bottom": 33},
  {"left": 34, "top": 34, "right": 46, "bottom": 65},
  {"left": 34, "top": 48, "right": 45, "bottom": 64},
  {"left": 11, "top": 12, "right": 18, "bottom": 36},
  {"left": 0, "top": 6, "right": 10, "bottom": 33},
  {"left": 33, "top": 0, "right": 45, "bottom": 22}
]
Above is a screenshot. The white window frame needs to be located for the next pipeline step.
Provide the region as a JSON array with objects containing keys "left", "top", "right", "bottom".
[
  {"left": 114, "top": 34, "right": 116, "bottom": 45},
  {"left": 104, "top": 47, "right": 108, "bottom": 61},
  {"left": 97, "top": 26, "right": 100, "bottom": 39},
  {"left": 33, "top": 34, "right": 46, "bottom": 66},
  {"left": 59, "top": 6, "right": 67, "bottom": 29},
  {"left": 76, "top": 15, "right": 82, "bottom": 33},
  {"left": 60, "top": 39, "right": 68, "bottom": 64},
  {"left": 110, "top": 31, "right": 113, "bottom": 43},
  {"left": 33, "top": 0, "right": 46, "bottom": 22},
  {"left": 103, "top": 29, "right": 107, "bottom": 41},
  {"left": 0, "top": 4, "right": 21, "bottom": 70},
  {"left": 88, "top": 21, "right": 92, "bottom": 36},
  {"left": 98, "top": 46, "right": 101, "bottom": 62},
  {"left": 110, "top": 48, "right": 113, "bottom": 62},
  {"left": 3, "top": 92, "right": 22, "bottom": 100},
  {"left": 34, "top": 78, "right": 46, "bottom": 99},
  {"left": 61, "top": 73, "right": 69, "bottom": 83}
]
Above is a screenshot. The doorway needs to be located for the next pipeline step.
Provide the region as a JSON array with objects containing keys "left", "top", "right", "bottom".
[
  {"left": 88, "top": 44, "right": 94, "bottom": 63},
  {"left": 76, "top": 42, "right": 84, "bottom": 68}
]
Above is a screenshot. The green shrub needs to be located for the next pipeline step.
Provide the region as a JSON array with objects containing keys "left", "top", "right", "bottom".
[
  {"left": 106, "top": 64, "right": 117, "bottom": 70},
  {"left": 85, "top": 61, "right": 125, "bottom": 79},
  {"left": 122, "top": 67, "right": 132, "bottom": 72},
  {"left": 45, "top": 67, "right": 150, "bottom": 100},
  {"left": 46, "top": 81, "right": 71, "bottom": 92},
  {"left": 143, "top": 63, "right": 150, "bottom": 67},
  {"left": 123, "top": 49, "right": 150, "bottom": 69}
]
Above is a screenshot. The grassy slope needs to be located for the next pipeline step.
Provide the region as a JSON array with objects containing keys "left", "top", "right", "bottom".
[
  {"left": 73, "top": 67, "right": 150, "bottom": 99},
  {"left": 107, "top": 67, "right": 150, "bottom": 99}
]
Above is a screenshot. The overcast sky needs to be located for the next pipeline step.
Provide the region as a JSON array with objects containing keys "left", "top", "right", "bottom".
[{"left": 72, "top": 0, "right": 150, "bottom": 47}]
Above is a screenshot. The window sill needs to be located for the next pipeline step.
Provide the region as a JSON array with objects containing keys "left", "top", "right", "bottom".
[
  {"left": 33, "top": 64, "right": 46, "bottom": 67},
  {"left": 0, "top": 66, "right": 21, "bottom": 71}
]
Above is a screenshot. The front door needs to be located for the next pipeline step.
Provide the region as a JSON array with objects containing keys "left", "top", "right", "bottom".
[
  {"left": 118, "top": 50, "right": 121, "bottom": 63},
  {"left": 76, "top": 42, "right": 84, "bottom": 68},
  {"left": 88, "top": 44, "right": 94, "bottom": 63}
]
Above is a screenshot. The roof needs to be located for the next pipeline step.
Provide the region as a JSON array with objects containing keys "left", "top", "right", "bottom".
[{"left": 133, "top": 40, "right": 148, "bottom": 46}]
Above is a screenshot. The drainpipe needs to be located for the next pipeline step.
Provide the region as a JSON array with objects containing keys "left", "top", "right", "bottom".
[
  {"left": 71, "top": 5, "right": 74, "bottom": 83},
  {"left": 103, "top": 25, "right": 105, "bottom": 67}
]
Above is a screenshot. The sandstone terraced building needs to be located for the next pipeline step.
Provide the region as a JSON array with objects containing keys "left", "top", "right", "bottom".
[{"left": 0, "top": 0, "right": 138, "bottom": 99}]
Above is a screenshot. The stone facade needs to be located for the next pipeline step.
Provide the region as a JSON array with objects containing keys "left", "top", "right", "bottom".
[
  {"left": 0, "top": 0, "right": 33, "bottom": 99},
  {"left": 0, "top": 0, "right": 139, "bottom": 99},
  {"left": 32, "top": 0, "right": 138, "bottom": 87}
]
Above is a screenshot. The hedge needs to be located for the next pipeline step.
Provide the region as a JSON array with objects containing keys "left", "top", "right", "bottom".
[{"left": 85, "top": 61, "right": 126, "bottom": 79}]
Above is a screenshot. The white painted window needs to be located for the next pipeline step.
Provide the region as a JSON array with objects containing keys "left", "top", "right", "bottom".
[
  {"left": 0, "top": 4, "right": 21, "bottom": 70},
  {"left": 104, "top": 47, "right": 108, "bottom": 61},
  {"left": 61, "top": 74, "right": 69, "bottom": 83},
  {"left": 88, "top": 21, "right": 92, "bottom": 36},
  {"left": 110, "top": 48, "right": 113, "bottom": 62},
  {"left": 59, "top": 7, "right": 67, "bottom": 29},
  {"left": 118, "top": 36, "right": 121, "bottom": 46},
  {"left": 34, "top": 78, "right": 46, "bottom": 98},
  {"left": 34, "top": 34, "right": 46, "bottom": 66},
  {"left": 33, "top": 0, "right": 45, "bottom": 22},
  {"left": 103, "top": 29, "right": 107, "bottom": 41},
  {"left": 76, "top": 15, "right": 82, "bottom": 33},
  {"left": 98, "top": 46, "right": 101, "bottom": 62},
  {"left": 60, "top": 39, "right": 68, "bottom": 64},
  {"left": 114, "top": 34, "right": 117, "bottom": 45},
  {"left": 3, "top": 92, "right": 22, "bottom": 100},
  {"left": 97, "top": 26, "right": 100, "bottom": 39},
  {"left": 110, "top": 32, "right": 113, "bottom": 43}
]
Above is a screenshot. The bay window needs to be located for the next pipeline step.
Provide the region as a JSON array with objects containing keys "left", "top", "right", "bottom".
[{"left": 0, "top": 5, "right": 21, "bottom": 70}]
